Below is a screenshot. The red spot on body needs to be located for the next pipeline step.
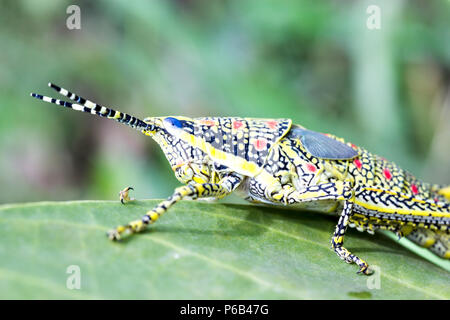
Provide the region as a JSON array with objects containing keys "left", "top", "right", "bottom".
[
  {"left": 350, "top": 143, "right": 357, "bottom": 149},
  {"left": 434, "top": 197, "right": 439, "bottom": 203},
  {"left": 265, "top": 120, "right": 278, "bottom": 130},
  {"left": 306, "top": 164, "right": 316, "bottom": 172},
  {"left": 354, "top": 159, "right": 362, "bottom": 170},
  {"left": 383, "top": 168, "right": 392, "bottom": 180},
  {"left": 253, "top": 138, "right": 267, "bottom": 151},
  {"left": 200, "top": 120, "right": 216, "bottom": 126},
  {"left": 411, "top": 184, "right": 419, "bottom": 195},
  {"left": 233, "top": 120, "right": 243, "bottom": 130}
]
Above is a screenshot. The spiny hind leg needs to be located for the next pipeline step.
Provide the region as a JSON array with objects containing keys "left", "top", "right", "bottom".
[
  {"left": 264, "top": 180, "right": 372, "bottom": 274},
  {"left": 108, "top": 174, "right": 242, "bottom": 240},
  {"left": 119, "top": 186, "right": 134, "bottom": 204}
]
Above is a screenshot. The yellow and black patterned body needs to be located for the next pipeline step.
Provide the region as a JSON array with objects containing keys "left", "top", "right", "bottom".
[
  {"left": 31, "top": 83, "right": 450, "bottom": 274},
  {"left": 274, "top": 127, "right": 450, "bottom": 259}
]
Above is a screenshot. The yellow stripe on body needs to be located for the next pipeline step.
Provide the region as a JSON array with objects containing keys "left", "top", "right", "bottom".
[
  {"left": 364, "top": 187, "right": 431, "bottom": 205},
  {"left": 354, "top": 197, "right": 450, "bottom": 218},
  {"left": 181, "top": 131, "right": 261, "bottom": 177},
  {"left": 362, "top": 187, "right": 449, "bottom": 212}
]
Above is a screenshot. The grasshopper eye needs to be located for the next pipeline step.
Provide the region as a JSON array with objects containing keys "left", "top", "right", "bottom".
[{"left": 163, "top": 117, "right": 183, "bottom": 129}]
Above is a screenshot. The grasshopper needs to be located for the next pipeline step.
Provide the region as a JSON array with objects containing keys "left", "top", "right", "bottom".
[{"left": 31, "top": 83, "right": 450, "bottom": 275}]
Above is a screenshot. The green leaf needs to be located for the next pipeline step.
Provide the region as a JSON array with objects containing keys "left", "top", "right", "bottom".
[{"left": 0, "top": 200, "right": 448, "bottom": 299}]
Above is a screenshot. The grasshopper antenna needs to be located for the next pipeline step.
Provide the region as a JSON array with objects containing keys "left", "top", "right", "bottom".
[{"left": 30, "top": 83, "right": 153, "bottom": 132}]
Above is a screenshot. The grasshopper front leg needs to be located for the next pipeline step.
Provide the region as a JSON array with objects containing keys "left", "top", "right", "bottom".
[
  {"left": 119, "top": 186, "right": 134, "bottom": 204},
  {"left": 108, "top": 174, "right": 242, "bottom": 240}
]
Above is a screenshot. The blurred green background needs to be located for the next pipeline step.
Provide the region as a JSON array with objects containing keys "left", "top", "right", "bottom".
[{"left": 0, "top": 0, "right": 449, "bottom": 204}]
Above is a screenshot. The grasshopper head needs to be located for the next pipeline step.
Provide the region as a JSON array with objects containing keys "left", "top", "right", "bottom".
[{"left": 143, "top": 116, "right": 201, "bottom": 171}]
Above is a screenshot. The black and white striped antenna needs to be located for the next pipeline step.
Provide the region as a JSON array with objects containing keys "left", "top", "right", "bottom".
[{"left": 31, "top": 83, "right": 152, "bottom": 132}]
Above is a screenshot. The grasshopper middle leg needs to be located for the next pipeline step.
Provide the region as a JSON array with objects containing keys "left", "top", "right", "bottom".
[{"left": 252, "top": 179, "right": 372, "bottom": 274}]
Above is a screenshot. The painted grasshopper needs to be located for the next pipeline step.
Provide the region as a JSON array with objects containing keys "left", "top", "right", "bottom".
[{"left": 31, "top": 83, "right": 450, "bottom": 275}]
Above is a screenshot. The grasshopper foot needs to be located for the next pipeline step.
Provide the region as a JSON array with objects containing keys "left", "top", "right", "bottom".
[
  {"left": 357, "top": 263, "right": 373, "bottom": 275},
  {"left": 333, "top": 244, "right": 372, "bottom": 275},
  {"left": 119, "top": 186, "right": 134, "bottom": 204},
  {"left": 107, "top": 230, "right": 120, "bottom": 241},
  {"left": 107, "top": 225, "right": 127, "bottom": 241},
  {"left": 353, "top": 257, "right": 373, "bottom": 275},
  {"left": 107, "top": 220, "right": 146, "bottom": 241}
]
